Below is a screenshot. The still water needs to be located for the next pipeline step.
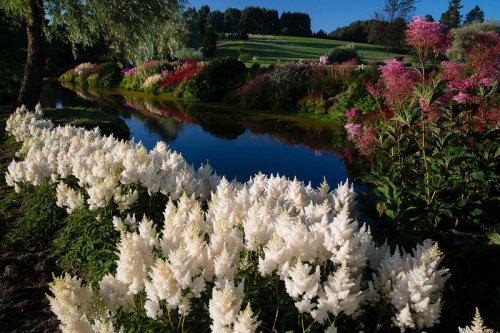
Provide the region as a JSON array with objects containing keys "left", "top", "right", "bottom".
[{"left": 40, "top": 79, "right": 354, "bottom": 187}]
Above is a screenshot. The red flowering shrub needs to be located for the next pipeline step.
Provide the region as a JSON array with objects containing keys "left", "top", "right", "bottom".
[{"left": 159, "top": 60, "right": 205, "bottom": 88}]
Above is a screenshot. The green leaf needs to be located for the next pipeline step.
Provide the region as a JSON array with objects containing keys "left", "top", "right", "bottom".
[
  {"left": 486, "top": 232, "right": 500, "bottom": 245},
  {"left": 385, "top": 209, "right": 396, "bottom": 219}
]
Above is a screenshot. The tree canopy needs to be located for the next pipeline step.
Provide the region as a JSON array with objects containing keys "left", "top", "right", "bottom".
[
  {"left": 464, "top": 5, "right": 485, "bottom": 25},
  {"left": 440, "top": 0, "right": 463, "bottom": 28}
]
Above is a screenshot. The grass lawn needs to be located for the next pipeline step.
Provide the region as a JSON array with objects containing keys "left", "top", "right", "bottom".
[{"left": 212, "top": 35, "right": 407, "bottom": 65}]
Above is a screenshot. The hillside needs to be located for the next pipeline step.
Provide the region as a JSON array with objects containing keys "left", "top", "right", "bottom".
[{"left": 213, "top": 35, "right": 407, "bottom": 65}]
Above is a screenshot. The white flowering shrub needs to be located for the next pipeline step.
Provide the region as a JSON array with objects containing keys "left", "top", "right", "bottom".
[
  {"left": 142, "top": 74, "right": 163, "bottom": 89},
  {"left": 5, "top": 106, "right": 451, "bottom": 332},
  {"left": 458, "top": 308, "right": 496, "bottom": 333}
]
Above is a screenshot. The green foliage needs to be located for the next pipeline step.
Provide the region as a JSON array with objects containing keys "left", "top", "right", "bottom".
[
  {"left": 120, "top": 74, "right": 141, "bottom": 91},
  {"left": 51, "top": 208, "right": 118, "bottom": 284},
  {"left": 297, "top": 94, "right": 327, "bottom": 115},
  {"left": 59, "top": 69, "right": 78, "bottom": 83},
  {"left": 327, "top": 45, "right": 362, "bottom": 64},
  {"left": 363, "top": 85, "right": 499, "bottom": 245},
  {"left": 43, "top": 107, "right": 130, "bottom": 140},
  {"left": 1, "top": 183, "right": 65, "bottom": 249},
  {"left": 183, "top": 57, "right": 246, "bottom": 101},
  {"left": 93, "top": 62, "right": 122, "bottom": 88}
]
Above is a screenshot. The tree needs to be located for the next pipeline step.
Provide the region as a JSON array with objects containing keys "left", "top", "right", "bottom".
[
  {"left": 203, "top": 25, "right": 217, "bottom": 57},
  {"left": 314, "top": 29, "right": 328, "bottom": 39},
  {"left": 440, "top": 0, "right": 463, "bottom": 28},
  {"left": 425, "top": 14, "right": 435, "bottom": 22},
  {"left": 1, "top": 0, "right": 187, "bottom": 109},
  {"left": 197, "top": 5, "right": 210, "bottom": 36},
  {"left": 280, "top": 12, "right": 312, "bottom": 37},
  {"left": 373, "top": 0, "right": 416, "bottom": 53},
  {"left": 464, "top": 5, "right": 485, "bottom": 25},
  {"left": 330, "top": 20, "right": 373, "bottom": 43},
  {"left": 264, "top": 9, "right": 281, "bottom": 35},
  {"left": 223, "top": 8, "right": 241, "bottom": 33},
  {"left": 184, "top": 7, "right": 203, "bottom": 48},
  {"left": 207, "top": 10, "right": 224, "bottom": 33}
]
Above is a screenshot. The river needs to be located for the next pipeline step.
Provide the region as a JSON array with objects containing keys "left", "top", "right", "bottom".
[{"left": 39, "top": 79, "right": 357, "bottom": 187}]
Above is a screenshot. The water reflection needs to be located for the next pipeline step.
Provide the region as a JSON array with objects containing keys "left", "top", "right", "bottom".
[{"left": 42, "top": 80, "right": 355, "bottom": 186}]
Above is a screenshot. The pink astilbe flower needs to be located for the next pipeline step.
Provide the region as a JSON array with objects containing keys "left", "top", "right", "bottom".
[
  {"left": 406, "top": 17, "right": 451, "bottom": 55},
  {"left": 366, "top": 81, "right": 382, "bottom": 99},
  {"left": 346, "top": 125, "right": 377, "bottom": 157},
  {"left": 344, "top": 123, "right": 361, "bottom": 138},
  {"left": 346, "top": 108, "right": 357, "bottom": 120},
  {"left": 452, "top": 92, "right": 470, "bottom": 104},
  {"left": 319, "top": 55, "right": 328, "bottom": 65},
  {"left": 380, "top": 60, "right": 419, "bottom": 111},
  {"left": 122, "top": 67, "right": 138, "bottom": 76}
]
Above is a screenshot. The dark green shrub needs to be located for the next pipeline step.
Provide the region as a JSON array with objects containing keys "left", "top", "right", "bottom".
[
  {"left": 2, "top": 183, "right": 65, "bottom": 249},
  {"left": 203, "top": 25, "right": 218, "bottom": 57},
  {"left": 327, "top": 46, "right": 362, "bottom": 64},
  {"left": 95, "top": 62, "right": 122, "bottom": 88},
  {"left": 183, "top": 57, "right": 246, "bottom": 101},
  {"left": 51, "top": 208, "right": 118, "bottom": 284},
  {"left": 266, "top": 62, "right": 312, "bottom": 111}
]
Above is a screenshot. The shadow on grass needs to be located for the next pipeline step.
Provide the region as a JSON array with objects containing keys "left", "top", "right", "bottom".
[{"left": 43, "top": 106, "right": 130, "bottom": 140}]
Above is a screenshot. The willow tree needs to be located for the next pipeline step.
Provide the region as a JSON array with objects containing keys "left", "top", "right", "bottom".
[{"left": 0, "top": 0, "right": 187, "bottom": 109}]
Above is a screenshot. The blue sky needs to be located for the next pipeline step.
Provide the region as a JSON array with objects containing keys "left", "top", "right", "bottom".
[{"left": 187, "top": 0, "right": 500, "bottom": 32}]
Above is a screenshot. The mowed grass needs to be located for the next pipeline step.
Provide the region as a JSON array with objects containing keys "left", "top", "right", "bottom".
[{"left": 213, "top": 35, "right": 406, "bottom": 65}]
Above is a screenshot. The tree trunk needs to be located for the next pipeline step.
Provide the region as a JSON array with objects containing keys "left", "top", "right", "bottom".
[{"left": 16, "top": 0, "right": 45, "bottom": 110}]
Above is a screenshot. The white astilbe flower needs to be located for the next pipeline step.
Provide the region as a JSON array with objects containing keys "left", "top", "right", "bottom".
[
  {"left": 233, "top": 304, "right": 261, "bottom": 333},
  {"left": 243, "top": 203, "right": 275, "bottom": 251},
  {"left": 324, "top": 323, "right": 338, "bottom": 333},
  {"left": 458, "top": 308, "right": 495, "bottom": 333},
  {"left": 138, "top": 215, "right": 159, "bottom": 248},
  {"left": 144, "top": 259, "right": 180, "bottom": 316},
  {"left": 214, "top": 247, "right": 237, "bottom": 283},
  {"left": 98, "top": 274, "right": 134, "bottom": 312},
  {"left": 286, "top": 177, "right": 309, "bottom": 212},
  {"left": 312, "top": 265, "right": 364, "bottom": 323},
  {"left": 114, "top": 189, "right": 139, "bottom": 211},
  {"left": 209, "top": 280, "right": 244, "bottom": 332},
  {"left": 91, "top": 315, "right": 123, "bottom": 333},
  {"left": 394, "top": 304, "right": 415, "bottom": 331},
  {"left": 324, "top": 205, "right": 372, "bottom": 274},
  {"left": 331, "top": 180, "right": 357, "bottom": 216},
  {"left": 284, "top": 260, "right": 320, "bottom": 313},
  {"left": 47, "top": 274, "right": 94, "bottom": 333},
  {"left": 115, "top": 232, "right": 154, "bottom": 295},
  {"left": 258, "top": 233, "right": 293, "bottom": 276},
  {"left": 56, "top": 182, "right": 84, "bottom": 213},
  {"left": 374, "top": 240, "right": 448, "bottom": 332},
  {"left": 5, "top": 107, "right": 219, "bottom": 211}
]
